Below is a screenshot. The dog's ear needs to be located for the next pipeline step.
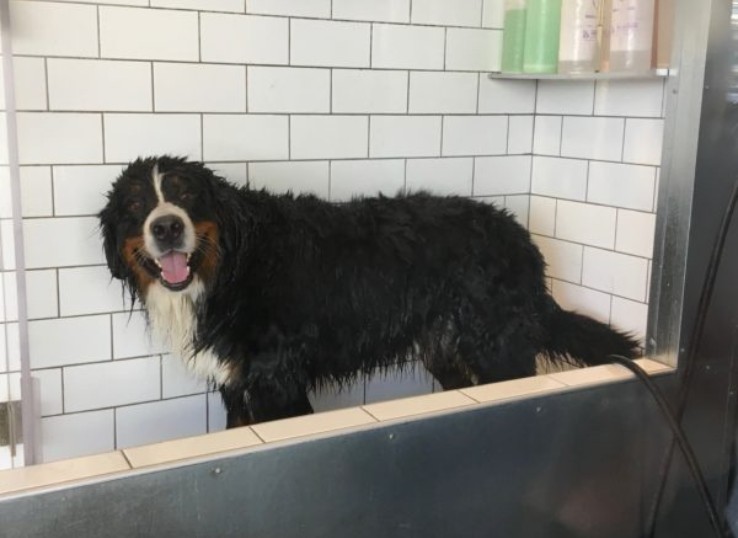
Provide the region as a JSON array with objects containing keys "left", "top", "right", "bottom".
[{"left": 98, "top": 204, "right": 127, "bottom": 280}]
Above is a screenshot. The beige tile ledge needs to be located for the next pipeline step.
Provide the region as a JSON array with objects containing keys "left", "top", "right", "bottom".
[
  {"left": 0, "top": 451, "right": 131, "bottom": 498},
  {"left": 251, "top": 406, "right": 378, "bottom": 443},
  {"left": 123, "top": 425, "right": 264, "bottom": 469},
  {"left": 547, "top": 358, "right": 673, "bottom": 387},
  {"left": 0, "top": 357, "right": 673, "bottom": 497},
  {"left": 461, "top": 375, "right": 568, "bottom": 404},
  {"left": 363, "top": 390, "right": 476, "bottom": 421}
]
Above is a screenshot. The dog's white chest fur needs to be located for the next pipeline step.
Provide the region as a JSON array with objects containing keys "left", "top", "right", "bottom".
[{"left": 145, "top": 279, "right": 231, "bottom": 385}]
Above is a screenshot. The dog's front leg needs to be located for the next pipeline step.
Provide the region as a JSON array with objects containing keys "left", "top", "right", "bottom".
[
  {"left": 219, "top": 384, "right": 253, "bottom": 428},
  {"left": 247, "top": 382, "right": 314, "bottom": 424},
  {"left": 219, "top": 380, "right": 314, "bottom": 428}
]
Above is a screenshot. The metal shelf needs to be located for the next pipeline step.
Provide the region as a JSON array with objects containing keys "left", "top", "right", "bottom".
[{"left": 487, "top": 68, "right": 670, "bottom": 81}]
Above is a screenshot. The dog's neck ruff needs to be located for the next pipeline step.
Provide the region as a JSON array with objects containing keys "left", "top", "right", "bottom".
[{"left": 145, "top": 278, "right": 231, "bottom": 385}]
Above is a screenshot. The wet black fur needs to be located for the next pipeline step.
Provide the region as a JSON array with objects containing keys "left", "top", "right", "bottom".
[{"left": 100, "top": 156, "right": 639, "bottom": 427}]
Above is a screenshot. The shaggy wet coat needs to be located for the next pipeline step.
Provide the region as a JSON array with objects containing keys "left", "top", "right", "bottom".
[{"left": 99, "top": 156, "right": 639, "bottom": 427}]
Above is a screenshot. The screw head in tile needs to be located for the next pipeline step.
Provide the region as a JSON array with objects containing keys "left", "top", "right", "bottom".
[{"left": 212, "top": 467, "right": 222, "bottom": 476}]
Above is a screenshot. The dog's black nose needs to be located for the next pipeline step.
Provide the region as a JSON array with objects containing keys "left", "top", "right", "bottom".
[{"left": 151, "top": 215, "right": 184, "bottom": 245}]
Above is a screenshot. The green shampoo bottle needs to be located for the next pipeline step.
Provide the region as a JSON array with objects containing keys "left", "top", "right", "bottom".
[
  {"left": 501, "top": 0, "right": 527, "bottom": 73},
  {"left": 523, "top": 0, "right": 563, "bottom": 73}
]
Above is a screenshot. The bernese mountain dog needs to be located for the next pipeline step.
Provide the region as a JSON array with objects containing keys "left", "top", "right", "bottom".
[{"left": 99, "top": 156, "right": 639, "bottom": 427}]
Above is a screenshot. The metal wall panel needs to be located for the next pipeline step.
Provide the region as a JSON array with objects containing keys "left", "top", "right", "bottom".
[{"left": 0, "top": 380, "right": 668, "bottom": 538}]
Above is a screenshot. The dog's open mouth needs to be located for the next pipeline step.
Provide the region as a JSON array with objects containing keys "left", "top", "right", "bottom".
[
  {"left": 141, "top": 250, "right": 195, "bottom": 291},
  {"left": 157, "top": 251, "right": 193, "bottom": 290}
]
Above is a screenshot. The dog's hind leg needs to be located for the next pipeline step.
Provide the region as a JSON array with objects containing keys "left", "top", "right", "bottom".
[
  {"left": 457, "top": 329, "right": 539, "bottom": 385},
  {"left": 453, "top": 303, "right": 541, "bottom": 385},
  {"left": 424, "top": 360, "right": 474, "bottom": 390}
]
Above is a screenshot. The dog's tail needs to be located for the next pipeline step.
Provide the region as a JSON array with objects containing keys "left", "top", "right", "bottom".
[{"left": 540, "top": 299, "right": 640, "bottom": 367}]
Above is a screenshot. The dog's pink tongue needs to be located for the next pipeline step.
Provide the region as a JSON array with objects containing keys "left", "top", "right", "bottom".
[{"left": 159, "top": 252, "right": 189, "bottom": 284}]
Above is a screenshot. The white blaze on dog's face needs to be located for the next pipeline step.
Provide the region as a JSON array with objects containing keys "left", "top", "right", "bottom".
[{"left": 143, "top": 165, "right": 198, "bottom": 291}]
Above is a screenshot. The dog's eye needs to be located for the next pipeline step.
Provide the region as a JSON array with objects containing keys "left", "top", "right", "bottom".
[
  {"left": 127, "top": 199, "right": 143, "bottom": 213},
  {"left": 179, "top": 192, "right": 194, "bottom": 203}
]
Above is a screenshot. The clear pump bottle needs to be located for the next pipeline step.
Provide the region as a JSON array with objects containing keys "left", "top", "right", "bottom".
[
  {"left": 607, "top": 0, "right": 655, "bottom": 72},
  {"left": 558, "top": 0, "right": 607, "bottom": 74}
]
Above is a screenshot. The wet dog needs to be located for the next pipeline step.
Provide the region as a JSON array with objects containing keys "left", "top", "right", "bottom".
[{"left": 99, "top": 156, "right": 638, "bottom": 427}]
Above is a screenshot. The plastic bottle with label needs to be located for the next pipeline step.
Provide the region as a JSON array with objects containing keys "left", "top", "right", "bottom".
[
  {"left": 501, "top": 0, "right": 528, "bottom": 72},
  {"left": 558, "top": 0, "right": 607, "bottom": 74},
  {"left": 608, "top": 0, "right": 655, "bottom": 72},
  {"left": 523, "top": 0, "right": 563, "bottom": 74}
]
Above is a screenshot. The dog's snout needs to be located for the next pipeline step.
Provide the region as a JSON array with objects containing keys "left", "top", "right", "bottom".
[{"left": 151, "top": 215, "right": 184, "bottom": 245}]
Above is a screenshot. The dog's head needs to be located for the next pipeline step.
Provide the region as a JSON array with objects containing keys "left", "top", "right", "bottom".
[{"left": 99, "top": 156, "right": 223, "bottom": 298}]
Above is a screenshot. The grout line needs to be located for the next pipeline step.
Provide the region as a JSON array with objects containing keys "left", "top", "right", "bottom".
[
  {"left": 12, "top": 3, "right": 510, "bottom": 30},
  {"left": 442, "top": 27, "right": 447, "bottom": 70},
  {"left": 197, "top": 12, "right": 202, "bottom": 63},
  {"left": 613, "top": 207, "right": 620, "bottom": 251},
  {"left": 48, "top": 166, "right": 57, "bottom": 217},
  {"left": 250, "top": 426, "right": 267, "bottom": 443},
  {"left": 100, "top": 113, "right": 107, "bottom": 164},
  {"left": 368, "top": 22, "right": 373, "bottom": 68},
  {"left": 15, "top": 55, "right": 523, "bottom": 75},
  {"left": 405, "top": 70, "right": 411, "bottom": 113},
  {"left": 558, "top": 116, "right": 564, "bottom": 156},
  {"left": 288, "top": 18, "right": 292, "bottom": 65},
  {"left": 8, "top": 110, "right": 548, "bottom": 117},
  {"left": 43, "top": 58, "right": 50, "bottom": 111},
  {"left": 109, "top": 314, "right": 115, "bottom": 360},
  {"left": 120, "top": 449, "right": 133, "bottom": 468},
  {"left": 475, "top": 72, "right": 481, "bottom": 114},
  {"left": 329, "top": 68, "right": 333, "bottom": 113},
  {"left": 96, "top": 6, "right": 102, "bottom": 59}
]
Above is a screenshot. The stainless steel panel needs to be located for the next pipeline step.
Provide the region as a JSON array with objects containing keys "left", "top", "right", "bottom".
[
  {"left": 0, "top": 379, "right": 670, "bottom": 538},
  {"left": 647, "top": 0, "right": 713, "bottom": 366},
  {"left": 651, "top": 0, "right": 738, "bottom": 534}
]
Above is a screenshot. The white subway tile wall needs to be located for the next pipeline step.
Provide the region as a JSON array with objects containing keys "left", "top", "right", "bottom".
[{"left": 8, "top": 0, "right": 663, "bottom": 461}]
